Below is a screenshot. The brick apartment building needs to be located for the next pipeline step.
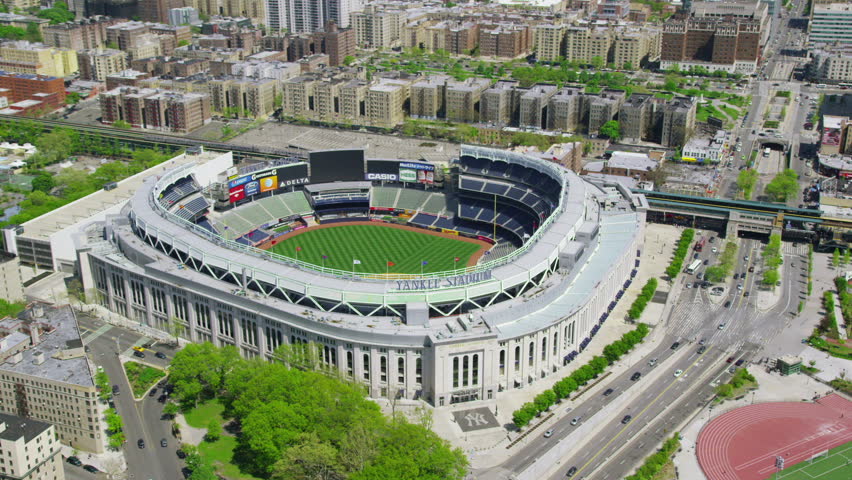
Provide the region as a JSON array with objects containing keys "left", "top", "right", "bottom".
[{"left": 99, "top": 86, "right": 211, "bottom": 133}]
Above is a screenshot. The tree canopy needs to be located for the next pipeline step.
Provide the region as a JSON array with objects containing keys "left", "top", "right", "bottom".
[
  {"left": 600, "top": 120, "right": 621, "bottom": 141},
  {"left": 737, "top": 169, "right": 758, "bottom": 200},
  {"left": 764, "top": 169, "right": 799, "bottom": 202},
  {"left": 168, "top": 342, "right": 468, "bottom": 480}
]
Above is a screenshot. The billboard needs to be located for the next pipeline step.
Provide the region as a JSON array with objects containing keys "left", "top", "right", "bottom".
[
  {"left": 309, "top": 150, "right": 365, "bottom": 184},
  {"left": 365, "top": 172, "right": 399, "bottom": 181},
  {"left": 399, "top": 161, "right": 434, "bottom": 184},
  {"left": 227, "top": 163, "right": 309, "bottom": 203}
]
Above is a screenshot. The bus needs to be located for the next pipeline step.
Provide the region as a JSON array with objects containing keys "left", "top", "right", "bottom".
[
  {"left": 763, "top": 147, "right": 771, "bottom": 157},
  {"left": 694, "top": 237, "right": 706, "bottom": 252},
  {"left": 816, "top": 84, "right": 827, "bottom": 89},
  {"left": 686, "top": 259, "right": 702, "bottom": 274}
]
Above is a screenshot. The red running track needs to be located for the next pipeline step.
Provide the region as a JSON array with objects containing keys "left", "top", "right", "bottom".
[{"left": 697, "top": 394, "right": 852, "bottom": 480}]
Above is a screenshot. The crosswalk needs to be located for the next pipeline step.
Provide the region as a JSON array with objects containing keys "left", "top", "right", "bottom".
[
  {"left": 82, "top": 324, "right": 112, "bottom": 344},
  {"left": 782, "top": 243, "right": 808, "bottom": 256}
]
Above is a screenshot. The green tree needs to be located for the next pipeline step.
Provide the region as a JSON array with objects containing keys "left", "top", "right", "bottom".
[
  {"left": 30, "top": 173, "right": 55, "bottom": 193},
  {"left": 591, "top": 56, "right": 605, "bottom": 69},
  {"left": 762, "top": 268, "right": 780, "bottom": 286},
  {"left": 271, "top": 433, "right": 343, "bottom": 480},
  {"left": 764, "top": 169, "right": 799, "bottom": 202},
  {"left": 107, "top": 432, "right": 125, "bottom": 449},
  {"left": 112, "top": 119, "right": 131, "bottom": 129},
  {"left": 163, "top": 402, "right": 180, "bottom": 418},
  {"left": 833, "top": 248, "right": 841, "bottom": 268},
  {"left": 34, "top": 128, "right": 77, "bottom": 165},
  {"left": 844, "top": 249, "right": 851, "bottom": 267},
  {"left": 24, "top": 22, "right": 42, "bottom": 42},
  {"left": 737, "top": 169, "right": 759, "bottom": 200},
  {"left": 205, "top": 419, "right": 221, "bottom": 442},
  {"left": 343, "top": 55, "right": 356, "bottom": 66},
  {"left": 599, "top": 120, "right": 621, "bottom": 141},
  {"left": 36, "top": 2, "right": 75, "bottom": 24}
]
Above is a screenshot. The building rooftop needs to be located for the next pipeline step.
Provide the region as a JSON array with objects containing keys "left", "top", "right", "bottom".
[
  {"left": 609, "top": 151, "right": 658, "bottom": 170},
  {"left": 0, "top": 412, "right": 52, "bottom": 443},
  {"left": 0, "top": 303, "right": 93, "bottom": 387}
]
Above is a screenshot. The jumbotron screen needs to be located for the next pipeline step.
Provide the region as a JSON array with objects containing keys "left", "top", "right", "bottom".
[{"left": 309, "top": 150, "right": 366, "bottom": 184}]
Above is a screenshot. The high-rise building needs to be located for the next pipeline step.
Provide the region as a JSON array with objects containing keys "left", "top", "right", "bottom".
[
  {"left": 519, "top": 84, "right": 557, "bottom": 129},
  {"left": 0, "top": 303, "right": 102, "bottom": 453},
  {"left": 100, "top": 87, "right": 211, "bottom": 132},
  {"left": 77, "top": 49, "right": 128, "bottom": 81},
  {"left": 534, "top": 24, "right": 567, "bottom": 62},
  {"left": 0, "top": 413, "right": 64, "bottom": 480},
  {"left": 208, "top": 77, "right": 278, "bottom": 118},
  {"left": 547, "top": 86, "right": 584, "bottom": 132},
  {"left": 169, "top": 7, "right": 200, "bottom": 26},
  {"left": 0, "top": 70, "right": 66, "bottom": 108},
  {"left": 42, "top": 16, "right": 119, "bottom": 51},
  {"left": 481, "top": 80, "right": 520, "bottom": 127},
  {"left": 265, "top": 0, "right": 362, "bottom": 34},
  {"left": 661, "top": 96, "right": 697, "bottom": 147},
  {"left": 810, "top": 3, "right": 852, "bottom": 47},
  {"left": 0, "top": 253, "right": 23, "bottom": 303}
]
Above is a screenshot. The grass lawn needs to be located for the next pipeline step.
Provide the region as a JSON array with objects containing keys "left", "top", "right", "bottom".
[
  {"left": 776, "top": 441, "right": 852, "bottom": 479},
  {"left": 198, "top": 435, "right": 263, "bottom": 480},
  {"left": 697, "top": 104, "right": 724, "bottom": 123},
  {"left": 720, "top": 105, "right": 740, "bottom": 121},
  {"left": 123, "top": 361, "right": 166, "bottom": 398},
  {"left": 268, "top": 224, "right": 483, "bottom": 274},
  {"left": 183, "top": 399, "right": 225, "bottom": 429}
]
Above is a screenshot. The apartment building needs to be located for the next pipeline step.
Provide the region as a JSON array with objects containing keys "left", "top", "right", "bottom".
[
  {"left": 596, "top": 0, "right": 631, "bottom": 19},
  {"left": 352, "top": 6, "right": 405, "bottom": 48},
  {"left": 446, "top": 77, "right": 492, "bottom": 123},
  {"left": 661, "top": 1, "right": 768, "bottom": 74},
  {"left": 100, "top": 86, "right": 211, "bottom": 132},
  {"left": 534, "top": 24, "right": 567, "bottom": 62},
  {"left": 0, "top": 42, "right": 78, "bottom": 77},
  {"left": 366, "top": 79, "right": 410, "bottom": 128},
  {"left": 339, "top": 78, "right": 369, "bottom": 121},
  {"left": 77, "top": 49, "right": 128, "bottom": 82},
  {"left": 481, "top": 80, "right": 521, "bottom": 126},
  {"left": 618, "top": 93, "right": 658, "bottom": 143},
  {"left": 479, "top": 24, "right": 532, "bottom": 58},
  {"left": 131, "top": 56, "right": 209, "bottom": 77},
  {"left": 0, "top": 303, "right": 102, "bottom": 453},
  {"left": 546, "top": 86, "right": 584, "bottom": 132},
  {"left": 661, "top": 96, "right": 697, "bottom": 148},
  {"left": 564, "top": 26, "right": 613, "bottom": 64},
  {"left": 810, "top": 3, "right": 852, "bottom": 47},
  {"left": 125, "top": 34, "right": 164, "bottom": 61},
  {"left": 105, "top": 69, "right": 151, "bottom": 90},
  {"left": 0, "top": 253, "right": 23, "bottom": 303},
  {"left": 265, "top": 0, "right": 359, "bottom": 33},
  {"left": 0, "top": 71, "right": 66, "bottom": 109},
  {"left": 0, "top": 413, "right": 64, "bottom": 480},
  {"left": 586, "top": 89, "right": 626, "bottom": 134},
  {"left": 42, "top": 16, "right": 119, "bottom": 51},
  {"left": 519, "top": 84, "right": 557, "bottom": 129},
  {"left": 810, "top": 46, "right": 852, "bottom": 83},
  {"left": 612, "top": 27, "right": 660, "bottom": 68},
  {"left": 169, "top": 7, "right": 200, "bottom": 26},
  {"left": 208, "top": 77, "right": 278, "bottom": 118},
  {"left": 410, "top": 74, "right": 450, "bottom": 119},
  {"left": 106, "top": 21, "right": 151, "bottom": 51}
]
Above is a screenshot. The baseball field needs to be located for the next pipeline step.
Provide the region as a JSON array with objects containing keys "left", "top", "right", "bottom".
[{"left": 267, "top": 222, "right": 488, "bottom": 274}]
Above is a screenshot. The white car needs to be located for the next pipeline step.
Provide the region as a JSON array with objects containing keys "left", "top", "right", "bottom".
[
  {"left": 712, "top": 247, "right": 718, "bottom": 253},
  {"left": 674, "top": 369, "right": 683, "bottom": 377},
  {"left": 544, "top": 429, "right": 553, "bottom": 438}
]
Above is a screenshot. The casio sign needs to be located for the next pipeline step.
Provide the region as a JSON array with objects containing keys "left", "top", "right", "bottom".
[{"left": 366, "top": 173, "right": 398, "bottom": 181}]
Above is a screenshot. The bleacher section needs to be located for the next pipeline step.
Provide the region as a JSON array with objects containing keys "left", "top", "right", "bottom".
[
  {"left": 216, "top": 191, "right": 313, "bottom": 238},
  {"left": 459, "top": 175, "right": 553, "bottom": 219},
  {"left": 420, "top": 192, "right": 448, "bottom": 215},
  {"left": 196, "top": 218, "right": 218, "bottom": 235},
  {"left": 172, "top": 196, "right": 209, "bottom": 221},
  {"left": 397, "top": 189, "right": 432, "bottom": 211},
  {"left": 458, "top": 156, "right": 561, "bottom": 204},
  {"left": 371, "top": 187, "right": 401, "bottom": 208},
  {"left": 457, "top": 198, "right": 533, "bottom": 240},
  {"left": 371, "top": 187, "right": 448, "bottom": 215},
  {"left": 158, "top": 176, "right": 200, "bottom": 208}
]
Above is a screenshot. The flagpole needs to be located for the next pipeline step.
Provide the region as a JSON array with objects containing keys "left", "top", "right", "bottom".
[{"left": 493, "top": 194, "right": 497, "bottom": 240}]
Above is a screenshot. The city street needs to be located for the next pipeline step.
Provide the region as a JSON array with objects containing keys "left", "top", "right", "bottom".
[{"left": 78, "top": 314, "right": 184, "bottom": 480}]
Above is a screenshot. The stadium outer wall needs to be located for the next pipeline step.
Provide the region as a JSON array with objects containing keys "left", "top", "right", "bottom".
[{"left": 76, "top": 149, "right": 646, "bottom": 406}]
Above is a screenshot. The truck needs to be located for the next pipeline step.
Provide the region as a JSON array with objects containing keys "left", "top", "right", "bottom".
[{"left": 686, "top": 259, "right": 702, "bottom": 274}]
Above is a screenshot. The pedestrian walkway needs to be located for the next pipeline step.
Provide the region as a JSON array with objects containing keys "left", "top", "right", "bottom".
[{"left": 82, "top": 324, "right": 113, "bottom": 344}]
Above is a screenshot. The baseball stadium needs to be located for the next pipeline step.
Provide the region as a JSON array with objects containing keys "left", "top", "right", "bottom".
[{"left": 67, "top": 144, "right": 647, "bottom": 405}]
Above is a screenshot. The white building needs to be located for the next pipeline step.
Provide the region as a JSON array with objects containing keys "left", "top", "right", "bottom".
[
  {"left": 265, "top": 0, "right": 362, "bottom": 33},
  {"left": 682, "top": 130, "right": 728, "bottom": 164},
  {"left": 810, "top": 3, "right": 852, "bottom": 47},
  {"left": 810, "top": 46, "right": 852, "bottom": 83},
  {"left": 168, "top": 7, "right": 200, "bottom": 27},
  {"left": 0, "top": 413, "right": 64, "bottom": 480}
]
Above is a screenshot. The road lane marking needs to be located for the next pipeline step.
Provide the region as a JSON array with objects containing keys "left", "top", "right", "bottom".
[{"left": 570, "top": 346, "right": 713, "bottom": 479}]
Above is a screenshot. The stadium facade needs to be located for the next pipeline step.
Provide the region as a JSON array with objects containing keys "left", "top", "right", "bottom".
[{"left": 71, "top": 146, "right": 647, "bottom": 406}]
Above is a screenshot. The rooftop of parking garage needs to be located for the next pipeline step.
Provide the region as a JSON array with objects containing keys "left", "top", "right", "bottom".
[{"left": 18, "top": 151, "right": 222, "bottom": 241}]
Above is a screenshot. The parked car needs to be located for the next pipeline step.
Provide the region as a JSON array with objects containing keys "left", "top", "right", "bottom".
[
  {"left": 727, "top": 357, "right": 735, "bottom": 363},
  {"left": 133, "top": 350, "right": 145, "bottom": 358},
  {"left": 155, "top": 351, "right": 167, "bottom": 359},
  {"left": 83, "top": 465, "right": 100, "bottom": 473},
  {"left": 735, "top": 359, "right": 745, "bottom": 367},
  {"left": 149, "top": 388, "right": 158, "bottom": 397},
  {"left": 66, "top": 456, "right": 82, "bottom": 467}
]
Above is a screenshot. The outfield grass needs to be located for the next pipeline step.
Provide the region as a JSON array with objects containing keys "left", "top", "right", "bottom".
[
  {"left": 268, "top": 224, "right": 483, "bottom": 274},
  {"left": 776, "top": 441, "right": 852, "bottom": 480}
]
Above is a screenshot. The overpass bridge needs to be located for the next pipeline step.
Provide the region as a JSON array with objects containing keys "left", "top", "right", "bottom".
[{"left": 633, "top": 190, "right": 852, "bottom": 241}]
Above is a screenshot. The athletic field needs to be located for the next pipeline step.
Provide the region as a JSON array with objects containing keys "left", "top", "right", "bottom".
[
  {"left": 775, "top": 442, "right": 852, "bottom": 480},
  {"left": 267, "top": 223, "right": 485, "bottom": 274}
]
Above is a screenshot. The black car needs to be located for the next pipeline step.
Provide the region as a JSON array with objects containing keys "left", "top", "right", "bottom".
[
  {"left": 177, "top": 449, "right": 187, "bottom": 459},
  {"left": 155, "top": 351, "right": 167, "bottom": 359},
  {"left": 603, "top": 388, "right": 614, "bottom": 396},
  {"left": 630, "top": 372, "right": 641, "bottom": 381},
  {"left": 735, "top": 359, "right": 745, "bottom": 366},
  {"left": 66, "top": 456, "right": 83, "bottom": 466},
  {"left": 671, "top": 342, "right": 680, "bottom": 350},
  {"left": 158, "top": 394, "right": 168, "bottom": 403},
  {"left": 724, "top": 301, "right": 732, "bottom": 308},
  {"left": 621, "top": 415, "right": 632, "bottom": 424},
  {"left": 149, "top": 388, "right": 158, "bottom": 397},
  {"left": 133, "top": 350, "right": 145, "bottom": 358},
  {"left": 566, "top": 466, "right": 577, "bottom": 477},
  {"left": 698, "top": 346, "right": 707, "bottom": 354},
  {"left": 138, "top": 439, "right": 145, "bottom": 449},
  {"left": 83, "top": 465, "right": 100, "bottom": 473},
  {"left": 112, "top": 385, "right": 119, "bottom": 395}
]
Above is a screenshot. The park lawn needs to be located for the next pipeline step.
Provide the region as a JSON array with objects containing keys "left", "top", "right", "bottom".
[
  {"left": 198, "top": 435, "right": 263, "bottom": 480},
  {"left": 268, "top": 224, "right": 482, "bottom": 274},
  {"left": 774, "top": 441, "right": 852, "bottom": 480},
  {"left": 697, "top": 104, "right": 724, "bottom": 122},
  {"left": 183, "top": 399, "right": 225, "bottom": 429},
  {"left": 123, "top": 361, "right": 166, "bottom": 398},
  {"left": 721, "top": 105, "right": 740, "bottom": 121}
]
